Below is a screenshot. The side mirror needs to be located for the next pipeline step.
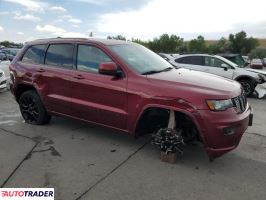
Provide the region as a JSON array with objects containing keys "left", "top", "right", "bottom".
[
  {"left": 99, "top": 62, "right": 120, "bottom": 76},
  {"left": 221, "top": 63, "right": 229, "bottom": 71}
]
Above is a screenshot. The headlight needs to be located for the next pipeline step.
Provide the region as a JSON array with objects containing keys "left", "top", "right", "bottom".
[{"left": 206, "top": 99, "right": 233, "bottom": 111}]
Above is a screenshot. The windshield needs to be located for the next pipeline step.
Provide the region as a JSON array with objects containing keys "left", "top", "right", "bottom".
[
  {"left": 215, "top": 55, "right": 239, "bottom": 68},
  {"left": 109, "top": 44, "right": 173, "bottom": 74}
]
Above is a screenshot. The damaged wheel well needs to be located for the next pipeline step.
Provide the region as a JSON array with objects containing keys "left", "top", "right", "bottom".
[{"left": 135, "top": 107, "right": 199, "bottom": 143}]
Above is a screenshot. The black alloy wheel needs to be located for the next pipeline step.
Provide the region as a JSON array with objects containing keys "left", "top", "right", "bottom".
[{"left": 19, "top": 90, "right": 51, "bottom": 125}]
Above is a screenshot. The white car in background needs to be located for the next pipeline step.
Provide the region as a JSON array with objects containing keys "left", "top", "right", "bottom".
[
  {"left": 0, "top": 60, "right": 10, "bottom": 87},
  {"left": 0, "top": 69, "right": 7, "bottom": 91},
  {"left": 170, "top": 54, "right": 266, "bottom": 96}
]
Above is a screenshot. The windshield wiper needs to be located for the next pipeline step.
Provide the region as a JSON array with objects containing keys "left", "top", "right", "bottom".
[{"left": 141, "top": 67, "right": 173, "bottom": 75}]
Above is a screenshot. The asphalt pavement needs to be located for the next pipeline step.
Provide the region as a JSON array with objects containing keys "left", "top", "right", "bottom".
[{"left": 0, "top": 90, "right": 266, "bottom": 200}]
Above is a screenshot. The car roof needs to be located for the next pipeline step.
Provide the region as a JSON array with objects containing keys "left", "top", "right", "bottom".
[
  {"left": 174, "top": 54, "right": 211, "bottom": 58},
  {"left": 25, "top": 38, "right": 133, "bottom": 46}
]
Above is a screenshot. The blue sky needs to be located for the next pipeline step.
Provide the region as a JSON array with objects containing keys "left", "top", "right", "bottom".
[{"left": 0, "top": 0, "right": 266, "bottom": 43}]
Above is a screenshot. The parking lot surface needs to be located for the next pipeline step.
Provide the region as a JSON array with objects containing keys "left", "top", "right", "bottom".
[{"left": 0, "top": 90, "right": 266, "bottom": 200}]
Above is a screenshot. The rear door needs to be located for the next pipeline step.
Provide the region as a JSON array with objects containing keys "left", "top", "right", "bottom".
[
  {"left": 70, "top": 44, "right": 128, "bottom": 130},
  {"left": 41, "top": 43, "right": 74, "bottom": 115},
  {"left": 18, "top": 44, "right": 74, "bottom": 115}
]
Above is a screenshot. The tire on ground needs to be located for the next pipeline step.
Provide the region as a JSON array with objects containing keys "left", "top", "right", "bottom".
[
  {"left": 238, "top": 79, "right": 255, "bottom": 96},
  {"left": 19, "top": 90, "right": 51, "bottom": 125}
]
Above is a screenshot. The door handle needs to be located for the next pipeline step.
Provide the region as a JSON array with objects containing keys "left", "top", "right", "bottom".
[
  {"left": 73, "top": 75, "right": 85, "bottom": 80},
  {"left": 37, "top": 68, "right": 45, "bottom": 72}
]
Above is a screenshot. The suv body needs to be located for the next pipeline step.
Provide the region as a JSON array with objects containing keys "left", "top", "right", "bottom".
[
  {"left": 10, "top": 38, "right": 253, "bottom": 160},
  {"left": 170, "top": 54, "right": 266, "bottom": 96}
]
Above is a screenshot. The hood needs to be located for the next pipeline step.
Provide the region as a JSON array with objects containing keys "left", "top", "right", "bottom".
[
  {"left": 245, "top": 68, "right": 266, "bottom": 76},
  {"left": 146, "top": 68, "right": 241, "bottom": 100}
]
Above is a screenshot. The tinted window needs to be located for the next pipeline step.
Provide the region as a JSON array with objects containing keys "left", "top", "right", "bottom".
[
  {"left": 22, "top": 45, "right": 45, "bottom": 64},
  {"left": 182, "top": 56, "right": 203, "bottom": 65},
  {"left": 77, "top": 45, "right": 112, "bottom": 73},
  {"left": 175, "top": 57, "right": 184, "bottom": 63},
  {"left": 45, "top": 44, "right": 73, "bottom": 69}
]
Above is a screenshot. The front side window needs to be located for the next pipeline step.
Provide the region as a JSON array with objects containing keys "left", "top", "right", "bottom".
[
  {"left": 204, "top": 57, "right": 229, "bottom": 68},
  {"left": 21, "top": 45, "right": 46, "bottom": 64},
  {"left": 77, "top": 45, "right": 112, "bottom": 73},
  {"left": 45, "top": 44, "right": 73, "bottom": 69}
]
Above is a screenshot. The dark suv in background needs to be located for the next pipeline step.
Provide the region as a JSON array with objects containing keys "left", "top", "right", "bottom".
[{"left": 9, "top": 38, "right": 253, "bottom": 160}]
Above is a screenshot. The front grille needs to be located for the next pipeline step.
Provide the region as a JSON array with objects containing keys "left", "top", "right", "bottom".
[
  {"left": 232, "top": 91, "right": 247, "bottom": 113},
  {"left": 0, "top": 80, "right": 7, "bottom": 85}
]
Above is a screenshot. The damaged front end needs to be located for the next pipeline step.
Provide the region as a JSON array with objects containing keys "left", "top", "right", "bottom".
[{"left": 255, "top": 74, "right": 266, "bottom": 99}]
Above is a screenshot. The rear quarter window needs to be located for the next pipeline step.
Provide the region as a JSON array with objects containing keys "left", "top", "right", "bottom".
[{"left": 21, "top": 45, "right": 46, "bottom": 64}]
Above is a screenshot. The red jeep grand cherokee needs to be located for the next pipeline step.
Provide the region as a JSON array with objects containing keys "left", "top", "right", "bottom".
[{"left": 9, "top": 38, "right": 253, "bottom": 160}]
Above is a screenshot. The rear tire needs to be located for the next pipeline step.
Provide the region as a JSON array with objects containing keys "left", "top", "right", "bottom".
[
  {"left": 19, "top": 90, "right": 51, "bottom": 125},
  {"left": 238, "top": 79, "right": 255, "bottom": 96}
]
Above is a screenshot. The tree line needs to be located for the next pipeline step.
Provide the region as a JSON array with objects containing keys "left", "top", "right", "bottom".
[
  {"left": 108, "top": 31, "right": 266, "bottom": 59},
  {"left": 1, "top": 31, "right": 265, "bottom": 58},
  {"left": 0, "top": 41, "right": 23, "bottom": 48}
]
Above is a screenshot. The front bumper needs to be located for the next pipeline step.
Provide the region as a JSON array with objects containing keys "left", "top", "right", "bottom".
[{"left": 196, "top": 105, "right": 252, "bottom": 160}]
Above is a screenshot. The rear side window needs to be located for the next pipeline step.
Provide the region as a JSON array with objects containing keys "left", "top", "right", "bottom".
[
  {"left": 77, "top": 45, "right": 112, "bottom": 73},
  {"left": 182, "top": 56, "right": 203, "bottom": 65},
  {"left": 21, "top": 45, "right": 46, "bottom": 64},
  {"left": 175, "top": 57, "right": 184, "bottom": 63},
  {"left": 45, "top": 44, "right": 73, "bottom": 69}
]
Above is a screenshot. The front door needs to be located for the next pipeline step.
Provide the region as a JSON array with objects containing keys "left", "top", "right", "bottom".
[
  {"left": 203, "top": 56, "right": 234, "bottom": 79},
  {"left": 70, "top": 44, "right": 128, "bottom": 130}
]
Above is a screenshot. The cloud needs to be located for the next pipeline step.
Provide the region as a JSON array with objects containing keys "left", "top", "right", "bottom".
[
  {"left": 17, "top": 32, "right": 24, "bottom": 35},
  {"left": 50, "top": 6, "right": 66, "bottom": 12},
  {"left": 3, "top": 0, "right": 47, "bottom": 12},
  {"left": 59, "top": 15, "right": 82, "bottom": 24},
  {"left": 57, "top": 32, "right": 88, "bottom": 38},
  {"left": 54, "top": 19, "right": 63, "bottom": 23},
  {"left": 96, "top": 0, "right": 266, "bottom": 39},
  {"left": 61, "top": 14, "right": 73, "bottom": 19},
  {"left": 36, "top": 25, "right": 65, "bottom": 34},
  {"left": 14, "top": 13, "right": 41, "bottom": 22},
  {"left": 68, "top": 18, "right": 82, "bottom": 24},
  {"left": 0, "top": 26, "right": 3, "bottom": 31},
  {"left": 76, "top": 0, "right": 105, "bottom": 5},
  {"left": 35, "top": 24, "right": 87, "bottom": 38},
  {"left": 0, "top": 11, "right": 9, "bottom": 15}
]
